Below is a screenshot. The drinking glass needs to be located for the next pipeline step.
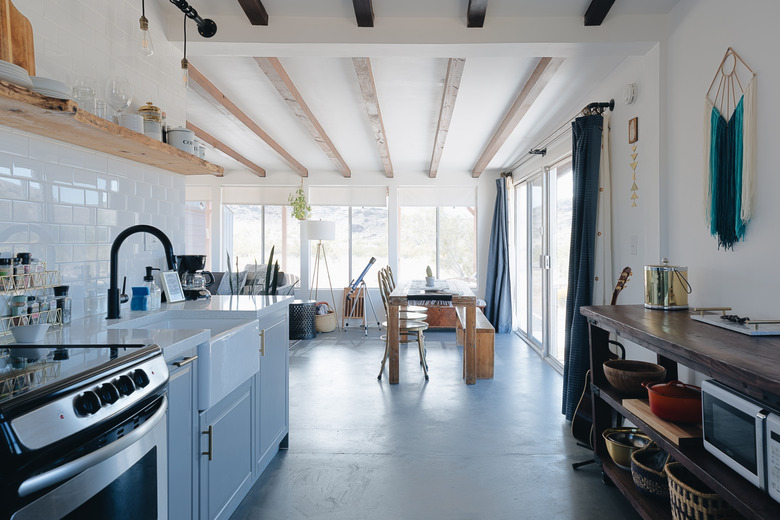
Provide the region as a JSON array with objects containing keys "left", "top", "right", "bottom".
[
  {"left": 72, "top": 78, "right": 96, "bottom": 114},
  {"left": 105, "top": 77, "right": 133, "bottom": 118}
]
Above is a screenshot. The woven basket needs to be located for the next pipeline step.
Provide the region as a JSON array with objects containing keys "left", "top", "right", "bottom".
[
  {"left": 315, "top": 302, "right": 336, "bottom": 333},
  {"left": 631, "top": 443, "right": 671, "bottom": 501},
  {"left": 665, "top": 462, "right": 740, "bottom": 520}
]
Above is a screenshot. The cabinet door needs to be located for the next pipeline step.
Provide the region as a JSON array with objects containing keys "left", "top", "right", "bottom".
[
  {"left": 256, "top": 311, "right": 290, "bottom": 474},
  {"left": 167, "top": 353, "right": 198, "bottom": 520},
  {"left": 199, "top": 380, "right": 254, "bottom": 520}
]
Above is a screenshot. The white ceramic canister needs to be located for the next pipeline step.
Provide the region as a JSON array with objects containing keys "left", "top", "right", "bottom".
[{"left": 167, "top": 127, "right": 195, "bottom": 154}]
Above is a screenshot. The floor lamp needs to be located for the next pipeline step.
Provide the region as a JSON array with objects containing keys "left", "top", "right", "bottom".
[{"left": 303, "top": 220, "right": 340, "bottom": 331}]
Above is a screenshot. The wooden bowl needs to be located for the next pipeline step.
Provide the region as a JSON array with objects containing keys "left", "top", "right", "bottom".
[{"left": 603, "top": 359, "right": 666, "bottom": 396}]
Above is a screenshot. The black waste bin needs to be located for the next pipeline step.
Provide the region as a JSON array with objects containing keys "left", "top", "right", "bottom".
[{"left": 289, "top": 300, "right": 316, "bottom": 340}]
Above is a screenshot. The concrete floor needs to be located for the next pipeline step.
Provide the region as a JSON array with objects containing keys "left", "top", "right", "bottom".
[{"left": 230, "top": 328, "right": 640, "bottom": 520}]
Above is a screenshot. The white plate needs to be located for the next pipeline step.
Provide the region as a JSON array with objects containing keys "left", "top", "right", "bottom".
[
  {"left": 30, "top": 76, "right": 67, "bottom": 91},
  {"left": 33, "top": 88, "right": 71, "bottom": 100},
  {"left": 0, "top": 71, "right": 33, "bottom": 90},
  {"left": 0, "top": 60, "right": 28, "bottom": 76}
]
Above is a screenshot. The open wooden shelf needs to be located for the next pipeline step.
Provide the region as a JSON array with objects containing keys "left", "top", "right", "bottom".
[
  {"left": 0, "top": 80, "right": 223, "bottom": 176},
  {"left": 583, "top": 305, "right": 780, "bottom": 520}
]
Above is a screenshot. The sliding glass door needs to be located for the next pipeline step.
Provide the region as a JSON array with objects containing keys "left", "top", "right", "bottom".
[{"left": 514, "top": 158, "right": 573, "bottom": 369}]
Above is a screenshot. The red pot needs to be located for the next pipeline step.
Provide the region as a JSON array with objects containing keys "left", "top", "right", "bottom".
[{"left": 642, "top": 380, "right": 702, "bottom": 423}]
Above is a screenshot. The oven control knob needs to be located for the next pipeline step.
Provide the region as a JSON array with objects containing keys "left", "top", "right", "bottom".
[
  {"left": 74, "top": 391, "right": 101, "bottom": 416},
  {"left": 131, "top": 369, "right": 150, "bottom": 388},
  {"left": 96, "top": 383, "right": 120, "bottom": 405},
  {"left": 114, "top": 375, "right": 135, "bottom": 396}
]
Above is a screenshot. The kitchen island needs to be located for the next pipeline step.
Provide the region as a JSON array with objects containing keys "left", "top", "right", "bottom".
[{"left": 4, "top": 295, "right": 292, "bottom": 520}]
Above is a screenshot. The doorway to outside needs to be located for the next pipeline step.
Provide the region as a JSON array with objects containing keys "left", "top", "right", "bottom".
[{"left": 513, "top": 157, "right": 572, "bottom": 371}]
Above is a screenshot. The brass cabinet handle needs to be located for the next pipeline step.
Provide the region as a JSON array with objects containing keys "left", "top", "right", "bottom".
[
  {"left": 173, "top": 355, "right": 198, "bottom": 367},
  {"left": 259, "top": 329, "right": 265, "bottom": 356},
  {"left": 202, "top": 425, "right": 213, "bottom": 461}
]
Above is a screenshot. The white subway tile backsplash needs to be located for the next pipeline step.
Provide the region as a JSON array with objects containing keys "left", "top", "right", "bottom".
[
  {"left": 60, "top": 186, "right": 85, "bottom": 205},
  {"left": 60, "top": 225, "right": 87, "bottom": 243},
  {"left": 48, "top": 244, "right": 74, "bottom": 263},
  {"left": 29, "top": 138, "right": 60, "bottom": 163},
  {"left": 0, "top": 132, "right": 28, "bottom": 157},
  {"left": 72, "top": 206, "right": 95, "bottom": 225},
  {"left": 85, "top": 190, "right": 100, "bottom": 206},
  {"left": 0, "top": 177, "right": 27, "bottom": 200},
  {"left": 59, "top": 146, "right": 86, "bottom": 168},
  {"left": 73, "top": 170, "right": 97, "bottom": 188},
  {"left": 96, "top": 208, "right": 118, "bottom": 227},
  {"left": 13, "top": 201, "right": 45, "bottom": 222},
  {"left": 12, "top": 157, "right": 43, "bottom": 180},
  {"left": 30, "top": 224, "right": 59, "bottom": 245},
  {"left": 0, "top": 200, "right": 11, "bottom": 220},
  {"left": 44, "top": 163, "right": 74, "bottom": 184},
  {"left": 84, "top": 153, "right": 107, "bottom": 173},
  {"left": 49, "top": 205, "right": 74, "bottom": 224},
  {"left": 28, "top": 182, "right": 44, "bottom": 202},
  {"left": 0, "top": 222, "right": 29, "bottom": 243}
]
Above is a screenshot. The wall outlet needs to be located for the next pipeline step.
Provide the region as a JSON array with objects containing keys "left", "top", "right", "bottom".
[{"left": 145, "top": 233, "right": 159, "bottom": 251}]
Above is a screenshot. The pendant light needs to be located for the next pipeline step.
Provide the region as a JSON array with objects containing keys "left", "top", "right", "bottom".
[
  {"left": 138, "top": 0, "right": 154, "bottom": 57},
  {"left": 181, "top": 14, "right": 189, "bottom": 89}
]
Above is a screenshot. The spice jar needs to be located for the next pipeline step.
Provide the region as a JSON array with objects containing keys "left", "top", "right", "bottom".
[
  {"left": 138, "top": 101, "right": 163, "bottom": 141},
  {"left": 10, "top": 295, "right": 27, "bottom": 325},
  {"left": 54, "top": 285, "right": 72, "bottom": 324},
  {"left": 0, "top": 258, "right": 12, "bottom": 289}
]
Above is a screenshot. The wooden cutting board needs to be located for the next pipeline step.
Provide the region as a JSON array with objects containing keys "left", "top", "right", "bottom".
[
  {"left": 623, "top": 398, "right": 703, "bottom": 447},
  {"left": 0, "top": 0, "right": 35, "bottom": 76}
]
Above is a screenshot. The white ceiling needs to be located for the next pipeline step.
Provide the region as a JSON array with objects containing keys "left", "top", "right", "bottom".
[{"left": 151, "top": 0, "right": 680, "bottom": 180}]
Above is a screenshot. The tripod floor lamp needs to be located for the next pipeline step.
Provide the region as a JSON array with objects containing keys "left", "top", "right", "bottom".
[{"left": 303, "top": 220, "right": 340, "bottom": 331}]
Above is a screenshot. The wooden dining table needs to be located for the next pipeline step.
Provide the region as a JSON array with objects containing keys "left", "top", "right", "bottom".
[{"left": 387, "top": 279, "right": 478, "bottom": 384}]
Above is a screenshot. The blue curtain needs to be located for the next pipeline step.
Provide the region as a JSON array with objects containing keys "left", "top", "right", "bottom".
[
  {"left": 484, "top": 178, "right": 512, "bottom": 333},
  {"left": 562, "top": 115, "right": 603, "bottom": 421}
]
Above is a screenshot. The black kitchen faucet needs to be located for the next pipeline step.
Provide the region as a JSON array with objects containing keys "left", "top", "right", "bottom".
[{"left": 107, "top": 225, "right": 176, "bottom": 319}]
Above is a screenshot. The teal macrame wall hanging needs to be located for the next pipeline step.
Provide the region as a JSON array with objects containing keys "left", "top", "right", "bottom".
[{"left": 704, "top": 47, "right": 756, "bottom": 250}]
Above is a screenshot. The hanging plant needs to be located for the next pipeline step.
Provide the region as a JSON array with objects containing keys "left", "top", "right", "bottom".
[{"left": 288, "top": 183, "right": 311, "bottom": 220}]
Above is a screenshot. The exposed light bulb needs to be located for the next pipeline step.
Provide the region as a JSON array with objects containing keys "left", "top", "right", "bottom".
[
  {"left": 181, "top": 58, "right": 189, "bottom": 89},
  {"left": 138, "top": 15, "right": 154, "bottom": 57}
]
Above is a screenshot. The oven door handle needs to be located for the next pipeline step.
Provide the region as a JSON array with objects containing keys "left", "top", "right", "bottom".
[{"left": 18, "top": 396, "right": 167, "bottom": 498}]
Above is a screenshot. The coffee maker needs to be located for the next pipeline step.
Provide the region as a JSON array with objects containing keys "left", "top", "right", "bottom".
[{"left": 176, "top": 255, "right": 215, "bottom": 300}]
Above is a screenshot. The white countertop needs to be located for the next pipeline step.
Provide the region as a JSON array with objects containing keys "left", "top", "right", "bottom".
[{"left": 6, "top": 295, "right": 293, "bottom": 362}]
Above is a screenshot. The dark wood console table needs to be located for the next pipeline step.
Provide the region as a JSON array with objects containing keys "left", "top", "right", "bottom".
[{"left": 581, "top": 304, "right": 780, "bottom": 520}]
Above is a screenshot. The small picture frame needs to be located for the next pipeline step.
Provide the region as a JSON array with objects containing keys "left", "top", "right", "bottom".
[
  {"left": 628, "top": 117, "right": 638, "bottom": 144},
  {"left": 160, "top": 271, "right": 185, "bottom": 303}
]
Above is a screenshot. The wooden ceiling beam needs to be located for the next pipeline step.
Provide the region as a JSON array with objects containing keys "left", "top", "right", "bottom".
[
  {"left": 467, "top": 0, "right": 488, "bottom": 28},
  {"left": 353, "top": 57, "right": 393, "bottom": 178},
  {"left": 429, "top": 58, "right": 465, "bottom": 178},
  {"left": 238, "top": 0, "right": 269, "bottom": 26},
  {"left": 255, "top": 57, "right": 351, "bottom": 177},
  {"left": 352, "top": 0, "right": 374, "bottom": 27},
  {"left": 186, "top": 121, "right": 266, "bottom": 177},
  {"left": 471, "top": 57, "right": 563, "bottom": 178},
  {"left": 584, "top": 0, "right": 615, "bottom": 26},
  {"left": 188, "top": 64, "right": 308, "bottom": 177}
]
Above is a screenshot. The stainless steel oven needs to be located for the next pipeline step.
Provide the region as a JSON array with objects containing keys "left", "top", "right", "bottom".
[{"left": 0, "top": 344, "right": 169, "bottom": 520}]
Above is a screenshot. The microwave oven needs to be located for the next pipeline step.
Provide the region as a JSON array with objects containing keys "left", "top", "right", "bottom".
[{"left": 702, "top": 379, "right": 780, "bottom": 502}]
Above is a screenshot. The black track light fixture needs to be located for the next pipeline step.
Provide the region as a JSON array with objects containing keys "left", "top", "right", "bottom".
[{"left": 168, "top": 0, "right": 217, "bottom": 38}]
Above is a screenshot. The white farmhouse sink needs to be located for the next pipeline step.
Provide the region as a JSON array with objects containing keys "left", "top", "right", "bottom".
[{"left": 109, "top": 313, "right": 259, "bottom": 410}]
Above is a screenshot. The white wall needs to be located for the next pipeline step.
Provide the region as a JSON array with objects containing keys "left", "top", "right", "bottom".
[
  {"left": 0, "top": 0, "right": 189, "bottom": 319},
  {"left": 663, "top": 0, "right": 780, "bottom": 316}
]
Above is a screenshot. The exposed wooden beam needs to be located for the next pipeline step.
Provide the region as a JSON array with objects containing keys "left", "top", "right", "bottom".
[
  {"left": 352, "top": 0, "right": 374, "bottom": 27},
  {"left": 471, "top": 57, "right": 563, "bottom": 178},
  {"left": 467, "top": 0, "right": 488, "bottom": 28},
  {"left": 255, "top": 57, "right": 351, "bottom": 177},
  {"left": 352, "top": 57, "right": 393, "bottom": 178},
  {"left": 238, "top": 0, "right": 268, "bottom": 26},
  {"left": 186, "top": 121, "right": 266, "bottom": 177},
  {"left": 429, "top": 58, "right": 465, "bottom": 178},
  {"left": 188, "top": 65, "right": 308, "bottom": 177},
  {"left": 584, "top": 0, "right": 615, "bottom": 26}
]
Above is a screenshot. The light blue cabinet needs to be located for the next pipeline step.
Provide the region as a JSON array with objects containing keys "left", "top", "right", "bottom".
[
  {"left": 166, "top": 349, "right": 199, "bottom": 520},
  {"left": 199, "top": 380, "right": 254, "bottom": 520},
  {"left": 255, "top": 308, "right": 290, "bottom": 475}
]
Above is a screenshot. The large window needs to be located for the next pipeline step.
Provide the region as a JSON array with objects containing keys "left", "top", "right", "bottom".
[
  {"left": 225, "top": 205, "right": 300, "bottom": 277},
  {"left": 309, "top": 206, "right": 388, "bottom": 289},
  {"left": 398, "top": 194, "right": 477, "bottom": 289},
  {"left": 514, "top": 158, "right": 572, "bottom": 368}
]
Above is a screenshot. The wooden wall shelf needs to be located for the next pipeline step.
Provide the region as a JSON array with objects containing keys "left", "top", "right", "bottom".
[
  {"left": 582, "top": 305, "right": 780, "bottom": 520},
  {"left": 0, "top": 80, "right": 223, "bottom": 176}
]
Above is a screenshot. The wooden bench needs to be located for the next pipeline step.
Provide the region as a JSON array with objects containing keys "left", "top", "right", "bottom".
[{"left": 455, "top": 306, "right": 495, "bottom": 379}]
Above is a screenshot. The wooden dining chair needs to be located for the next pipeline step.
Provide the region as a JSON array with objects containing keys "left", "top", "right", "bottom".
[{"left": 377, "top": 269, "right": 429, "bottom": 380}]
